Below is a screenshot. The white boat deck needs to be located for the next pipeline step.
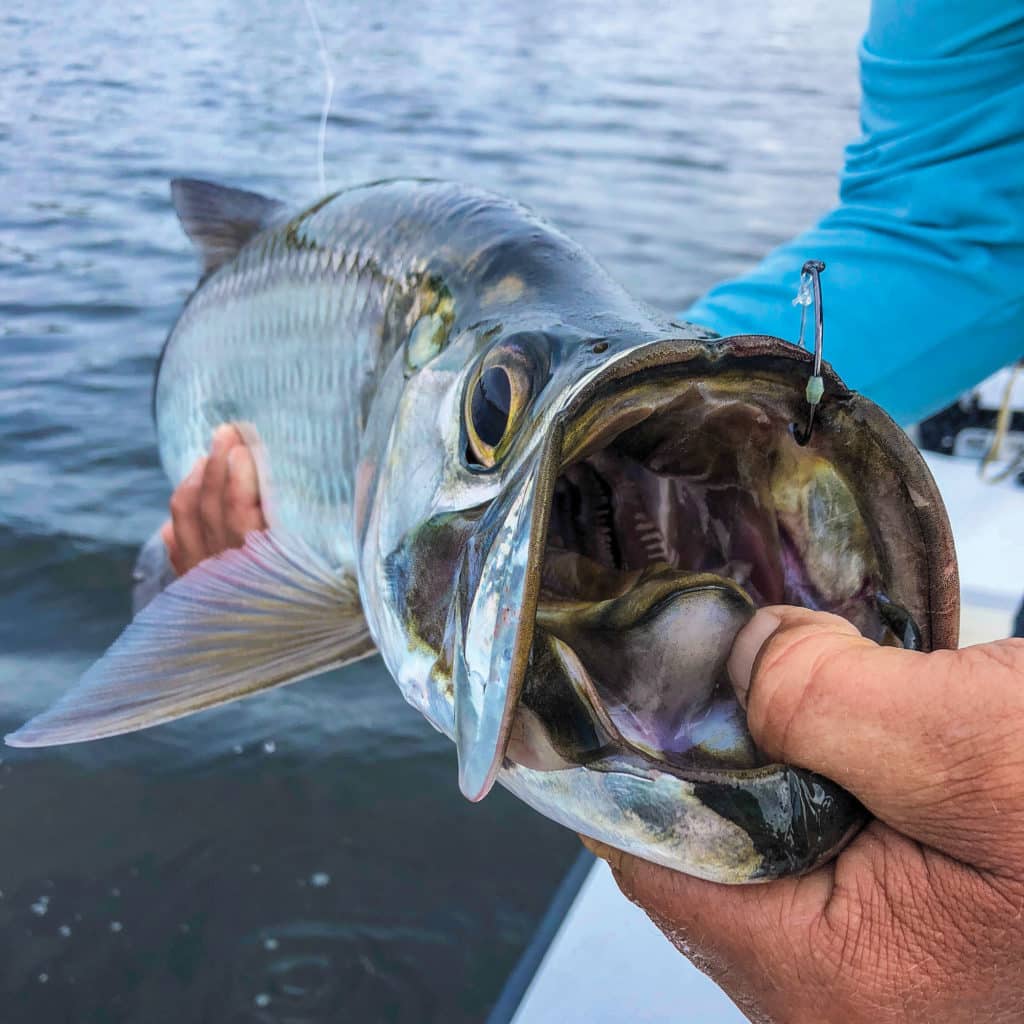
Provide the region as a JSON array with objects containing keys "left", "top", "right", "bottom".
[
  {"left": 924, "top": 452, "right": 1023, "bottom": 642},
  {"left": 509, "top": 451, "right": 1023, "bottom": 1023}
]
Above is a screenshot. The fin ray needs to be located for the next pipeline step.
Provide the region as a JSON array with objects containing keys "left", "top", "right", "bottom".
[{"left": 7, "top": 532, "right": 373, "bottom": 747}]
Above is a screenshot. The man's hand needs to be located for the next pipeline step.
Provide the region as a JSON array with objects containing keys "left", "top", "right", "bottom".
[
  {"left": 584, "top": 607, "right": 1024, "bottom": 1024},
  {"left": 161, "top": 424, "right": 267, "bottom": 575}
]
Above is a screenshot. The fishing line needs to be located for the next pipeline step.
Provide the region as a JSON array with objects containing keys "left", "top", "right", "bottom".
[{"left": 302, "top": 0, "right": 335, "bottom": 193}]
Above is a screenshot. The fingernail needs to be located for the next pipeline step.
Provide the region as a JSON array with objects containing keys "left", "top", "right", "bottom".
[
  {"left": 727, "top": 610, "right": 781, "bottom": 708},
  {"left": 579, "top": 834, "right": 624, "bottom": 872},
  {"left": 211, "top": 424, "right": 233, "bottom": 451}
]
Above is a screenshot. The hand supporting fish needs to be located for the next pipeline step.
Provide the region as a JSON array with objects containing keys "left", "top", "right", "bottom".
[
  {"left": 6, "top": 179, "right": 960, "bottom": 882},
  {"left": 161, "top": 424, "right": 267, "bottom": 577}
]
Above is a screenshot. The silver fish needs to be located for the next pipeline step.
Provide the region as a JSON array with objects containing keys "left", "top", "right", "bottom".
[{"left": 8, "top": 179, "right": 959, "bottom": 882}]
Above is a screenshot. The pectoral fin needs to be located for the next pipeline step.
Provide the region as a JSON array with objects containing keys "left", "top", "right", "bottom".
[{"left": 6, "top": 532, "right": 374, "bottom": 748}]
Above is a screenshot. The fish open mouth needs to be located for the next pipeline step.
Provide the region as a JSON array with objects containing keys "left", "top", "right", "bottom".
[
  {"left": 502, "top": 348, "right": 924, "bottom": 780},
  {"left": 451, "top": 339, "right": 933, "bottom": 800}
]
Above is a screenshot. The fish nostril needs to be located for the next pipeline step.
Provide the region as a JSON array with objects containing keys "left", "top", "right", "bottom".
[{"left": 591, "top": 340, "right": 608, "bottom": 354}]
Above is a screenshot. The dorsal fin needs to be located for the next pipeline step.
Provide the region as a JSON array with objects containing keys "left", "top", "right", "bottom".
[{"left": 170, "top": 178, "right": 285, "bottom": 277}]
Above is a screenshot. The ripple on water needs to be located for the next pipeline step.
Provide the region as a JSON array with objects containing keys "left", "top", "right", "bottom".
[{"left": 224, "top": 922, "right": 436, "bottom": 1024}]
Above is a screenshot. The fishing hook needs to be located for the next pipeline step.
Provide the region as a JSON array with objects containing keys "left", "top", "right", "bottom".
[{"left": 793, "top": 259, "right": 825, "bottom": 444}]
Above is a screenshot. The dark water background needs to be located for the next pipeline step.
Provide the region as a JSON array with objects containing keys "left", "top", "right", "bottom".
[{"left": 0, "top": 1, "right": 864, "bottom": 1020}]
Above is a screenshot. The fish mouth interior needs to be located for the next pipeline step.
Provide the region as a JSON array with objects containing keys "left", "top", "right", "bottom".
[
  {"left": 510, "top": 372, "right": 906, "bottom": 777},
  {"left": 543, "top": 392, "right": 880, "bottom": 617}
]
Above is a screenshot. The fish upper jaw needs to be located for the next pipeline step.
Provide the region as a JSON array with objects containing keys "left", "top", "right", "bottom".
[{"left": 448, "top": 425, "right": 563, "bottom": 801}]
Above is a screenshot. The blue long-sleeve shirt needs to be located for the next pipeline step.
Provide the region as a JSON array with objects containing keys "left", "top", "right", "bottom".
[{"left": 682, "top": 1, "right": 1024, "bottom": 426}]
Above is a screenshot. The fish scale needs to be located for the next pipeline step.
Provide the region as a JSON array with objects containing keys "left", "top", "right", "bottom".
[{"left": 158, "top": 226, "right": 409, "bottom": 569}]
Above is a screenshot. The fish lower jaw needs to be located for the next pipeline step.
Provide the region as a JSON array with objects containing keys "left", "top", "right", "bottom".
[{"left": 512, "top": 576, "right": 760, "bottom": 778}]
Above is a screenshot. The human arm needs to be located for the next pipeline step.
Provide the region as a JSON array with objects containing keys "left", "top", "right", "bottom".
[{"left": 683, "top": 0, "right": 1024, "bottom": 426}]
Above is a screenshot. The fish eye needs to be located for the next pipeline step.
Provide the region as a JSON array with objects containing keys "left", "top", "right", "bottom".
[
  {"left": 465, "top": 364, "right": 530, "bottom": 469},
  {"left": 472, "top": 368, "right": 511, "bottom": 446}
]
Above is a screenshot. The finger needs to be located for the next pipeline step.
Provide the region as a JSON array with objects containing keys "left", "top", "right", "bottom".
[
  {"left": 223, "top": 442, "right": 267, "bottom": 547},
  {"left": 168, "top": 457, "right": 208, "bottom": 575},
  {"left": 198, "top": 425, "right": 239, "bottom": 553},
  {"left": 729, "top": 606, "right": 1024, "bottom": 870}
]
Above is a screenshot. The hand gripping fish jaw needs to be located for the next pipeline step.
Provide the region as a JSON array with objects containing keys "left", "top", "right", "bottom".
[{"left": 427, "top": 328, "right": 959, "bottom": 880}]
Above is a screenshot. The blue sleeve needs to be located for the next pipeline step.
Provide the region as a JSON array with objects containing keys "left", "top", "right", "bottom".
[{"left": 681, "top": 0, "right": 1024, "bottom": 426}]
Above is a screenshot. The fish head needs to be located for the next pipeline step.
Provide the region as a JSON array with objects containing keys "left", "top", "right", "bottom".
[
  {"left": 356, "top": 321, "right": 959, "bottom": 879},
  {"left": 354, "top": 315, "right": 606, "bottom": 744}
]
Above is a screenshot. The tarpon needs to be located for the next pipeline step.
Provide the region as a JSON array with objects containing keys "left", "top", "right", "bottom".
[{"left": 8, "top": 179, "right": 959, "bottom": 882}]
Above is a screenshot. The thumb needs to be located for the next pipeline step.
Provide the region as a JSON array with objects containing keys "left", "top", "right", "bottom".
[{"left": 728, "top": 606, "right": 1024, "bottom": 872}]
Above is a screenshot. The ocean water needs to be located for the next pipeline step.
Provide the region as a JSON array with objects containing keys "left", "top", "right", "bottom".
[{"left": 0, "top": 0, "right": 866, "bottom": 1019}]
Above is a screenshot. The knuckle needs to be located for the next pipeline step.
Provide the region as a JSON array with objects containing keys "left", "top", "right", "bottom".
[{"left": 965, "top": 638, "right": 1024, "bottom": 675}]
